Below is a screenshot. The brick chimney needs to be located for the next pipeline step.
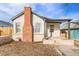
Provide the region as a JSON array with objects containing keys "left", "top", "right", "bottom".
[{"left": 22, "top": 7, "right": 33, "bottom": 42}]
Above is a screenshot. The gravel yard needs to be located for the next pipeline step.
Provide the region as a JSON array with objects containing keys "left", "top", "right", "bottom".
[{"left": 0, "top": 41, "right": 60, "bottom": 56}]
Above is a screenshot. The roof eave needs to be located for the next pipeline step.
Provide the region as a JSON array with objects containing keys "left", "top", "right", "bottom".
[{"left": 12, "top": 11, "right": 24, "bottom": 21}]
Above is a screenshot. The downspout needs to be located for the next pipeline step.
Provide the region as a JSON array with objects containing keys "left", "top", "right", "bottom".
[{"left": 44, "top": 21, "right": 47, "bottom": 39}]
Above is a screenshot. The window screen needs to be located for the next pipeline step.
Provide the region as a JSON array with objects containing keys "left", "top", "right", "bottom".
[
  {"left": 34, "top": 23, "right": 41, "bottom": 32},
  {"left": 15, "top": 22, "right": 21, "bottom": 33}
]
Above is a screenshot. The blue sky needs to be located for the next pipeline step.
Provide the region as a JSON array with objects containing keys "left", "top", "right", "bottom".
[{"left": 0, "top": 3, "right": 79, "bottom": 23}]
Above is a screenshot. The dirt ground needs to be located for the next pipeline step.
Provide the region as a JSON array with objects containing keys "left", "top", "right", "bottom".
[{"left": 0, "top": 41, "right": 60, "bottom": 56}]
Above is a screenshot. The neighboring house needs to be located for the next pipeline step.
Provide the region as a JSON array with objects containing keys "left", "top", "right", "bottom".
[
  {"left": 0, "top": 20, "right": 12, "bottom": 37},
  {"left": 61, "top": 21, "right": 79, "bottom": 40},
  {"left": 12, "top": 7, "right": 71, "bottom": 42}
]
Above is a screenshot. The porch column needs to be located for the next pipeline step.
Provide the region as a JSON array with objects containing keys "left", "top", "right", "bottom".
[
  {"left": 44, "top": 22, "right": 47, "bottom": 38},
  {"left": 68, "top": 20, "right": 70, "bottom": 39}
]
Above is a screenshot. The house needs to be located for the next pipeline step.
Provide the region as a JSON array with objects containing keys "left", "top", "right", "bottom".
[
  {"left": 12, "top": 7, "right": 72, "bottom": 43},
  {"left": 60, "top": 21, "right": 79, "bottom": 40},
  {"left": 0, "top": 20, "right": 12, "bottom": 37}
]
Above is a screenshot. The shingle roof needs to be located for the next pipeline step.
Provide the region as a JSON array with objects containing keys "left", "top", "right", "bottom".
[
  {"left": 60, "top": 20, "right": 79, "bottom": 30},
  {"left": 11, "top": 8, "right": 72, "bottom": 22},
  {"left": 0, "top": 20, "right": 12, "bottom": 27}
]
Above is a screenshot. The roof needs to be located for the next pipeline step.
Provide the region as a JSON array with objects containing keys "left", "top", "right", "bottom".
[
  {"left": 0, "top": 20, "right": 12, "bottom": 27},
  {"left": 45, "top": 19, "right": 71, "bottom": 23},
  {"left": 11, "top": 9, "right": 72, "bottom": 22},
  {"left": 60, "top": 22, "right": 79, "bottom": 30},
  {"left": 11, "top": 11, "right": 24, "bottom": 21},
  {"left": 32, "top": 12, "right": 72, "bottom": 23}
]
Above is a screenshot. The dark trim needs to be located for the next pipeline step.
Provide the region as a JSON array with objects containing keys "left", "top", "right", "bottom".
[
  {"left": 11, "top": 7, "right": 72, "bottom": 22},
  {"left": 12, "top": 12, "right": 24, "bottom": 21},
  {"left": 61, "top": 28, "right": 79, "bottom": 30},
  {"left": 12, "top": 7, "right": 32, "bottom": 21},
  {"left": 0, "top": 20, "right": 12, "bottom": 27},
  {"left": 32, "top": 12, "right": 45, "bottom": 21},
  {"left": 45, "top": 19, "right": 71, "bottom": 22},
  {"left": 71, "top": 22, "right": 79, "bottom": 25},
  {"left": 32, "top": 12, "right": 72, "bottom": 22},
  {"left": 47, "top": 21, "right": 62, "bottom": 24},
  {"left": 30, "top": 10, "right": 34, "bottom": 42},
  {"left": 12, "top": 11, "right": 45, "bottom": 21}
]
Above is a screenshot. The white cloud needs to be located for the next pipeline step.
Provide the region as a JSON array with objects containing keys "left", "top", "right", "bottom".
[
  {"left": 8, "top": 3, "right": 30, "bottom": 8},
  {"left": 0, "top": 3, "right": 29, "bottom": 23},
  {"left": 60, "top": 13, "right": 79, "bottom": 20},
  {"left": 30, "top": 3, "right": 64, "bottom": 18},
  {"left": 0, "top": 3, "right": 30, "bottom": 16},
  {"left": 0, "top": 3, "right": 79, "bottom": 23}
]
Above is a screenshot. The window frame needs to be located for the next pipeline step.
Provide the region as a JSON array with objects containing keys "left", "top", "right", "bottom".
[
  {"left": 15, "top": 22, "right": 21, "bottom": 33},
  {"left": 34, "top": 23, "right": 41, "bottom": 33},
  {"left": 50, "top": 25, "right": 54, "bottom": 32}
]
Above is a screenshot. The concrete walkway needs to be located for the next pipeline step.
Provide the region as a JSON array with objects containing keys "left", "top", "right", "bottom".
[{"left": 56, "top": 45, "right": 79, "bottom": 56}]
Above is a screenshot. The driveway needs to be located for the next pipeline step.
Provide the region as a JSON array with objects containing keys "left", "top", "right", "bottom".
[{"left": 56, "top": 45, "right": 79, "bottom": 56}]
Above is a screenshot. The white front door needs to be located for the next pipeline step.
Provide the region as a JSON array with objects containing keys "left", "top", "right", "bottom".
[
  {"left": 47, "top": 23, "right": 60, "bottom": 38},
  {"left": 49, "top": 25, "right": 54, "bottom": 37}
]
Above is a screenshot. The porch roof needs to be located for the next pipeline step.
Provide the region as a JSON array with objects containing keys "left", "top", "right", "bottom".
[{"left": 45, "top": 19, "right": 72, "bottom": 23}]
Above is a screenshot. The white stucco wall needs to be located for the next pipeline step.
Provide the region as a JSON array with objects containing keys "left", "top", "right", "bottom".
[
  {"left": 32, "top": 14, "right": 44, "bottom": 42},
  {"left": 12, "top": 15, "right": 24, "bottom": 41},
  {"left": 12, "top": 14, "right": 44, "bottom": 42},
  {"left": 12, "top": 13, "right": 61, "bottom": 42},
  {"left": 47, "top": 23, "right": 60, "bottom": 38}
]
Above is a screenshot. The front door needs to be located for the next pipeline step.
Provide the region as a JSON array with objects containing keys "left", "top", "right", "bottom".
[{"left": 49, "top": 25, "right": 54, "bottom": 37}]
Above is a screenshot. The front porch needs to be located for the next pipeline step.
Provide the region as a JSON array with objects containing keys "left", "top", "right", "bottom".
[
  {"left": 44, "top": 19, "right": 71, "bottom": 39},
  {"left": 43, "top": 19, "right": 73, "bottom": 45}
]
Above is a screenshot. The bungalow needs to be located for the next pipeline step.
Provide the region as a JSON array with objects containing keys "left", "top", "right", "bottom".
[
  {"left": 12, "top": 7, "right": 72, "bottom": 43},
  {"left": 61, "top": 21, "right": 79, "bottom": 40},
  {"left": 0, "top": 20, "right": 12, "bottom": 37}
]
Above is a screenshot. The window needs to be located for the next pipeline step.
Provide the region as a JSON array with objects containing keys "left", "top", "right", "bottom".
[
  {"left": 15, "top": 22, "right": 21, "bottom": 33},
  {"left": 34, "top": 23, "right": 41, "bottom": 32}
]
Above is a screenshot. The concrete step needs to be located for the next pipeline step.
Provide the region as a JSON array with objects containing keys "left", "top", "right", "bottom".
[{"left": 43, "top": 39, "right": 74, "bottom": 45}]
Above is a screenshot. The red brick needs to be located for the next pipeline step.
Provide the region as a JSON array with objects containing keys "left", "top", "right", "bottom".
[{"left": 22, "top": 7, "right": 32, "bottom": 42}]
